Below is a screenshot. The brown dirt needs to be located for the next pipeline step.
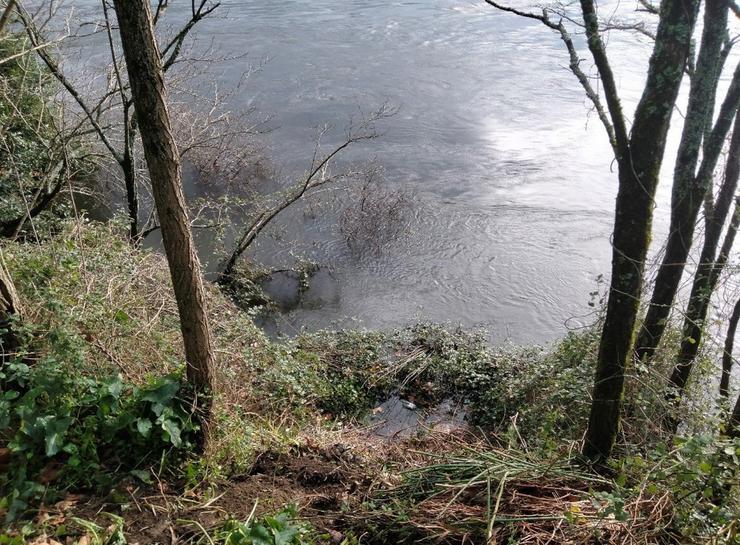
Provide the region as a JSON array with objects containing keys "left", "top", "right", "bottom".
[
  {"left": 34, "top": 440, "right": 383, "bottom": 545},
  {"left": 9, "top": 427, "right": 676, "bottom": 545}
]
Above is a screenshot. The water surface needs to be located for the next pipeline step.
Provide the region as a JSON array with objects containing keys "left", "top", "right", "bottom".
[{"left": 62, "top": 0, "right": 721, "bottom": 343}]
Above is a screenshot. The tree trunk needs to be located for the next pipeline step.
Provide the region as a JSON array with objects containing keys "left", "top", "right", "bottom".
[
  {"left": 582, "top": 0, "right": 699, "bottom": 463},
  {"left": 635, "top": 0, "right": 735, "bottom": 361},
  {"left": 112, "top": 0, "right": 215, "bottom": 406},
  {"left": 670, "top": 198, "right": 740, "bottom": 395},
  {"left": 720, "top": 295, "right": 740, "bottom": 397},
  {"left": 122, "top": 102, "right": 140, "bottom": 241},
  {"left": 666, "top": 114, "right": 740, "bottom": 397},
  {"left": 729, "top": 389, "right": 740, "bottom": 438},
  {"left": 0, "top": 248, "right": 20, "bottom": 359}
]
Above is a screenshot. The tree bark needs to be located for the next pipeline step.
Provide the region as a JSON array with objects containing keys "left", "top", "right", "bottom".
[
  {"left": 582, "top": 0, "right": 700, "bottom": 463},
  {"left": 112, "top": 0, "right": 215, "bottom": 404},
  {"left": 729, "top": 389, "right": 740, "bottom": 438},
  {"left": 121, "top": 112, "right": 140, "bottom": 241},
  {"left": 666, "top": 114, "right": 740, "bottom": 397},
  {"left": 670, "top": 197, "right": 740, "bottom": 395},
  {"left": 0, "top": 248, "right": 20, "bottom": 359},
  {"left": 634, "top": 0, "right": 733, "bottom": 361},
  {"left": 720, "top": 295, "right": 740, "bottom": 397}
]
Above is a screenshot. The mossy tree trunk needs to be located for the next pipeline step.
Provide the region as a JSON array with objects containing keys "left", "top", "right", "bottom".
[
  {"left": 112, "top": 0, "right": 216, "bottom": 423},
  {"left": 634, "top": 0, "right": 734, "bottom": 362},
  {"left": 0, "top": 1, "right": 16, "bottom": 35},
  {"left": 582, "top": 0, "right": 700, "bottom": 463}
]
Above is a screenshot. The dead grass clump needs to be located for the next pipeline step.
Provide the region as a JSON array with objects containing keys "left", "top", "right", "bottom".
[{"left": 349, "top": 443, "right": 675, "bottom": 545}]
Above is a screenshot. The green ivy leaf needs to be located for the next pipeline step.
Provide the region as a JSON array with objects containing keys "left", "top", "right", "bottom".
[
  {"left": 141, "top": 380, "right": 180, "bottom": 405},
  {"left": 114, "top": 309, "right": 130, "bottom": 325},
  {"left": 136, "top": 418, "right": 152, "bottom": 438},
  {"left": 107, "top": 376, "right": 123, "bottom": 399},
  {"left": 273, "top": 526, "right": 299, "bottom": 545},
  {"left": 130, "top": 469, "right": 152, "bottom": 484},
  {"left": 247, "top": 524, "right": 273, "bottom": 545},
  {"left": 161, "top": 418, "right": 182, "bottom": 447},
  {"left": 44, "top": 417, "right": 72, "bottom": 456}
]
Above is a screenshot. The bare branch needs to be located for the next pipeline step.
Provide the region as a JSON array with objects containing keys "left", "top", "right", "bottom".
[
  {"left": 219, "top": 106, "right": 395, "bottom": 281},
  {"left": 637, "top": 0, "right": 659, "bottom": 14},
  {"left": 577, "top": 0, "right": 629, "bottom": 158},
  {"left": 731, "top": 1, "right": 740, "bottom": 19},
  {"left": 161, "top": 1, "right": 219, "bottom": 72},
  {"left": 15, "top": 0, "right": 124, "bottom": 163},
  {"left": 484, "top": 0, "right": 619, "bottom": 155}
]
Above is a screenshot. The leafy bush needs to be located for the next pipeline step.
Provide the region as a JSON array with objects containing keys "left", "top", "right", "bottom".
[
  {"left": 294, "top": 324, "right": 596, "bottom": 445},
  {"left": 464, "top": 330, "right": 596, "bottom": 444},
  {"left": 606, "top": 433, "right": 740, "bottom": 544},
  {"left": 293, "top": 329, "right": 395, "bottom": 418},
  {"left": 0, "top": 348, "right": 197, "bottom": 521}
]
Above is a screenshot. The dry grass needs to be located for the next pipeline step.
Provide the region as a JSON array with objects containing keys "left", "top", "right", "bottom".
[
  {"left": 340, "top": 433, "right": 678, "bottom": 545},
  {"left": 6, "top": 219, "right": 268, "bottom": 380}
]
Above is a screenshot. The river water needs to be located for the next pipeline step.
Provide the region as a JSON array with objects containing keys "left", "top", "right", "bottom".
[{"left": 60, "top": 0, "right": 736, "bottom": 344}]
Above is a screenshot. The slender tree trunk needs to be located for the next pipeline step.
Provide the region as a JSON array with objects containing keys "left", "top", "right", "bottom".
[
  {"left": 670, "top": 198, "right": 740, "bottom": 394},
  {"left": 0, "top": 248, "right": 20, "bottom": 359},
  {"left": 582, "top": 0, "right": 699, "bottom": 463},
  {"left": 635, "top": 0, "right": 734, "bottom": 361},
  {"left": 729, "top": 389, "right": 740, "bottom": 438},
  {"left": 703, "top": 113, "right": 740, "bottom": 273},
  {"left": 667, "top": 114, "right": 740, "bottom": 396},
  {"left": 112, "top": 0, "right": 215, "bottom": 406},
  {"left": 121, "top": 102, "right": 139, "bottom": 241},
  {"left": 720, "top": 295, "right": 740, "bottom": 397}
]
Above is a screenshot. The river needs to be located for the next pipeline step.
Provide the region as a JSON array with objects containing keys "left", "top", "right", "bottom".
[{"left": 59, "top": 0, "right": 735, "bottom": 344}]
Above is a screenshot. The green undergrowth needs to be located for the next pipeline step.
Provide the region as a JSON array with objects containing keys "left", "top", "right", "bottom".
[
  {"left": 211, "top": 506, "right": 318, "bottom": 545},
  {"left": 294, "top": 323, "right": 598, "bottom": 445},
  {"left": 0, "top": 221, "right": 737, "bottom": 543},
  {"left": 0, "top": 355, "right": 199, "bottom": 520},
  {"left": 0, "top": 220, "right": 598, "bottom": 522}
]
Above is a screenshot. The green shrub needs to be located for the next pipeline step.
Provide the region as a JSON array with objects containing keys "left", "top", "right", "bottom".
[
  {"left": 0, "top": 349, "right": 197, "bottom": 521},
  {"left": 611, "top": 433, "right": 740, "bottom": 544}
]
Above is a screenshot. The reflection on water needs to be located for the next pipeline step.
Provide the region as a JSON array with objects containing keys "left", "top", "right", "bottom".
[
  {"left": 368, "top": 395, "right": 466, "bottom": 439},
  {"left": 62, "top": 0, "right": 706, "bottom": 343}
]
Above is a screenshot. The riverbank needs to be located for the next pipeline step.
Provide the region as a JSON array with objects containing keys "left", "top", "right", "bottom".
[{"left": 1, "top": 220, "right": 736, "bottom": 545}]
